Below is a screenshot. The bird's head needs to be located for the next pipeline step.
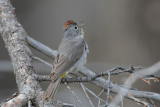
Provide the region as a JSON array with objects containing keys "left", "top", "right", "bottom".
[{"left": 64, "top": 20, "right": 84, "bottom": 38}]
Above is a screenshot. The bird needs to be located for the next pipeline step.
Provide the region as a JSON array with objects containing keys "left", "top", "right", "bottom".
[{"left": 43, "top": 20, "right": 89, "bottom": 100}]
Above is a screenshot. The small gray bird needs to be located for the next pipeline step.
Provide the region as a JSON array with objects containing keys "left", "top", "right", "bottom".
[{"left": 43, "top": 20, "right": 89, "bottom": 100}]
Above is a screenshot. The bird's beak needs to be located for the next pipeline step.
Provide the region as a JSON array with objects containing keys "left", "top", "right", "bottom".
[
  {"left": 78, "top": 21, "right": 85, "bottom": 38},
  {"left": 81, "top": 28, "right": 84, "bottom": 38}
]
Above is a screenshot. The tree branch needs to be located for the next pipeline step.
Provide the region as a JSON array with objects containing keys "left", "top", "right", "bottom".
[
  {"left": 26, "top": 36, "right": 160, "bottom": 102},
  {"left": 27, "top": 36, "right": 57, "bottom": 59},
  {"left": 36, "top": 66, "right": 140, "bottom": 83},
  {"left": 111, "top": 61, "right": 160, "bottom": 106},
  {"left": 1, "top": 94, "right": 27, "bottom": 107},
  {"left": 0, "top": 0, "right": 37, "bottom": 106},
  {"left": 0, "top": 0, "right": 74, "bottom": 106},
  {"left": 128, "top": 96, "right": 152, "bottom": 107}
]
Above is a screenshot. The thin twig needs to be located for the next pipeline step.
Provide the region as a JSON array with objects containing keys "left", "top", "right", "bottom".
[
  {"left": 145, "top": 75, "right": 160, "bottom": 80},
  {"left": 61, "top": 66, "right": 140, "bottom": 83},
  {"left": 97, "top": 89, "right": 104, "bottom": 97},
  {"left": 148, "top": 99, "right": 156, "bottom": 107},
  {"left": 80, "top": 83, "right": 94, "bottom": 107},
  {"left": 120, "top": 96, "right": 123, "bottom": 107},
  {"left": 36, "top": 75, "right": 50, "bottom": 82},
  {"left": 111, "top": 62, "right": 160, "bottom": 106},
  {"left": 35, "top": 64, "right": 141, "bottom": 83},
  {"left": 28, "top": 100, "right": 31, "bottom": 107},
  {"left": 65, "top": 83, "right": 84, "bottom": 107},
  {"left": 84, "top": 86, "right": 106, "bottom": 103},
  {"left": 33, "top": 56, "right": 52, "bottom": 67},
  {"left": 128, "top": 96, "right": 152, "bottom": 107},
  {"left": 105, "top": 71, "right": 111, "bottom": 106},
  {"left": 91, "top": 66, "right": 141, "bottom": 80},
  {"left": 98, "top": 99, "right": 101, "bottom": 107}
]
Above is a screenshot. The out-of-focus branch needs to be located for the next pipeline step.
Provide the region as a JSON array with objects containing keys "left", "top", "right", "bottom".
[
  {"left": 80, "top": 65, "right": 160, "bottom": 103},
  {"left": 111, "top": 61, "right": 160, "bottom": 106},
  {"left": 27, "top": 36, "right": 57, "bottom": 59},
  {"left": 27, "top": 36, "right": 160, "bottom": 102}
]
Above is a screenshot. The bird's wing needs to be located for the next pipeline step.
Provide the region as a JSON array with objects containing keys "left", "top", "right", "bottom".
[{"left": 50, "top": 38, "right": 85, "bottom": 82}]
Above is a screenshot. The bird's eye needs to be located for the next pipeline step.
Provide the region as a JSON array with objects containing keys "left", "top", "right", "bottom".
[{"left": 74, "top": 26, "right": 77, "bottom": 29}]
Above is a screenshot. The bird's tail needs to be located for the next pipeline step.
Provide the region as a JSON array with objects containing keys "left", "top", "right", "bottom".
[{"left": 43, "top": 77, "right": 61, "bottom": 100}]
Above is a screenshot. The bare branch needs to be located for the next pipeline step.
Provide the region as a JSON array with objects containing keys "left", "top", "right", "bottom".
[
  {"left": 111, "top": 61, "right": 160, "bottom": 106},
  {"left": 36, "top": 65, "right": 140, "bottom": 83},
  {"left": 27, "top": 36, "right": 57, "bottom": 59},
  {"left": 36, "top": 75, "right": 50, "bottom": 82},
  {"left": 0, "top": 0, "right": 38, "bottom": 106},
  {"left": 84, "top": 87, "right": 105, "bottom": 103},
  {"left": 128, "top": 96, "right": 152, "bottom": 107},
  {"left": 34, "top": 57, "right": 160, "bottom": 86},
  {"left": 33, "top": 56, "right": 52, "bottom": 67},
  {"left": 0, "top": 0, "right": 75, "bottom": 106},
  {"left": 106, "top": 71, "right": 111, "bottom": 106},
  {"left": 80, "top": 83, "right": 94, "bottom": 107},
  {"left": 27, "top": 36, "right": 160, "bottom": 102},
  {"left": 28, "top": 100, "right": 31, "bottom": 107},
  {"left": 1, "top": 94, "right": 27, "bottom": 107},
  {"left": 65, "top": 83, "right": 84, "bottom": 107}
]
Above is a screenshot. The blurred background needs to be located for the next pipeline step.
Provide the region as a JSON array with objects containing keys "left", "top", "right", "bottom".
[{"left": 0, "top": 0, "right": 160, "bottom": 106}]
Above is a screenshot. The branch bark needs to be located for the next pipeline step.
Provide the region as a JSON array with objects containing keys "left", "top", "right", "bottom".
[
  {"left": 0, "top": 0, "right": 74, "bottom": 107},
  {"left": 0, "top": 0, "right": 38, "bottom": 106}
]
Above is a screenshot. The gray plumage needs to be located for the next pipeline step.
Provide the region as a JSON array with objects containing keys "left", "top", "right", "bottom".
[{"left": 43, "top": 21, "right": 88, "bottom": 100}]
